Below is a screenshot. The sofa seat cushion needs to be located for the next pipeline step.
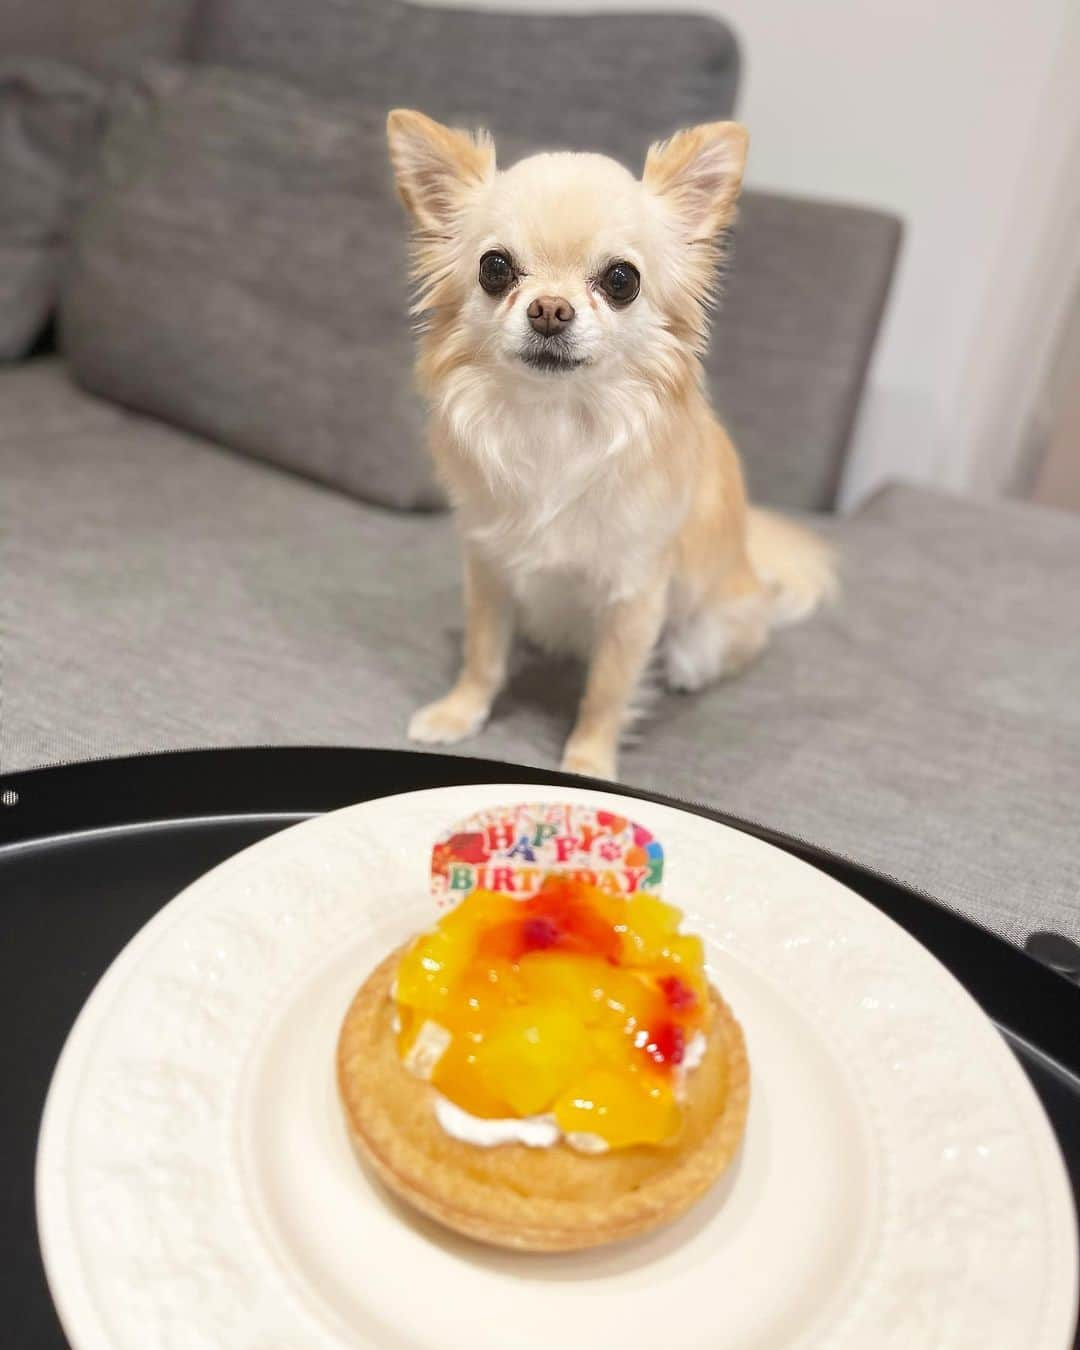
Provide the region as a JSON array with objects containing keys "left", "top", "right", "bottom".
[{"left": 4, "top": 360, "right": 1078, "bottom": 948}]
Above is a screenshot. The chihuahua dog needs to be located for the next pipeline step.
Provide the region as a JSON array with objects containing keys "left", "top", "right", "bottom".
[{"left": 387, "top": 110, "right": 834, "bottom": 781}]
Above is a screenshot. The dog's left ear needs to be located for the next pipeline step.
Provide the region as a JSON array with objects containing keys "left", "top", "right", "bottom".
[
  {"left": 387, "top": 109, "right": 495, "bottom": 231},
  {"left": 643, "top": 122, "right": 748, "bottom": 237}
]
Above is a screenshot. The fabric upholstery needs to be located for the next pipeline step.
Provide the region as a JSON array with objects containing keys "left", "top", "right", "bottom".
[
  {"left": 191, "top": 0, "right": 740, "bottom": 171},
  {"left": 712, "top": 191, "right": 901, "bottom": 511},
  {"left": 59, "top": 63, "right": 443, "bottom": 511},
  {"left": 4, "top": 360, "right": 1078, "bottom": 949},
  {"left": 0, "top": 61, "right": 106, "bottom": 361},
  {"left": 0, "top": 0, "right": 197, "bottom": 76}
]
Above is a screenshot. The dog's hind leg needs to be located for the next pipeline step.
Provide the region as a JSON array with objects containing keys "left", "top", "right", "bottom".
[{"left": 663, "top": 573, "right": 770, "bottom": 694}]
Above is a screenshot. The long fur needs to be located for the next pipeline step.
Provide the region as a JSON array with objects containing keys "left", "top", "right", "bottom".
[
  {"left": 386, "top": 110, "right": 836, "bottom": 778},
  {"left": 746, "top": 508, "right": 838, "bottom": 627}
]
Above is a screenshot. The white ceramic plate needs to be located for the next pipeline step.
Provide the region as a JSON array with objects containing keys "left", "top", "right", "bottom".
[{"left": 37, "top": 785, "right": 1078, "bottom": 1350}]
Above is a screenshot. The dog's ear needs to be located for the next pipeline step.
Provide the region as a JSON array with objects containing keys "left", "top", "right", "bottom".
[
  {"left": 643, "top": 122, "right": 748, "bottom": 237},
  {"left": 387, "top": 109, "right": 495, "bottom": 230}
]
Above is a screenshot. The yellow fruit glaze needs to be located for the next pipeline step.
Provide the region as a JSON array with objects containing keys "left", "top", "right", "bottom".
[{"left": 394, "top": 877, "right": 709, "bottom": 1148}]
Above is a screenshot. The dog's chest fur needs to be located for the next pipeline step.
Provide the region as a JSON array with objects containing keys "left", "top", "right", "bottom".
[{"left": 445, "top": 398, "right": 678, "bottom": 656}]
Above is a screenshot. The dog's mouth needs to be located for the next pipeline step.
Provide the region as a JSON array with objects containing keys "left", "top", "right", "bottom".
[{"left": 519, "top": 340, "right": 589, "bottom": 374}]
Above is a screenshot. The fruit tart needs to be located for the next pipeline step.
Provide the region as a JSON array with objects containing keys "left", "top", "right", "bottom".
[{"left": 337, "top": 875, "right": 749, "bottom": 1251}]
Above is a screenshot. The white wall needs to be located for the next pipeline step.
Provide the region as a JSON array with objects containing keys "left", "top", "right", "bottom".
[{"left": 424, "top": 0, "right": 1080, "bottom": 509}]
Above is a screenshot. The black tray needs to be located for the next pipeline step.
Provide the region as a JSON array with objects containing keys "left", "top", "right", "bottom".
[{"left": 3, "top": 747, "right": 1078, "bottom": 1348}]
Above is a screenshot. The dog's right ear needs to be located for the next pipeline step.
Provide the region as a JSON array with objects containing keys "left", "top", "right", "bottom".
[
  {"left": 643, "top": 122, "right": 748, "bottom": 239},
  {"left": 387, "top": 109, "right": 495, "bottom": 230}
]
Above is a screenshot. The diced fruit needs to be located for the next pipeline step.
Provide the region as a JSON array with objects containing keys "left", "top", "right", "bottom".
[
  {"left": 656, "top": 934, "right": 708, "bottom": 1003},
  {"left": 517, "top": 953, "right": 609, "bottom": 1022},
  {"left": 642, "top": 1021, "right": 685, "bottom": 1067},
  {"left": 440, "top": 890, "right": 517, "bottom": 945},
  {"left": 431, "top": 1035, "right": 513, "bottom": 1119},
  {"left": 596, "top": 966, "right": 662, "bottom": 1036},
  {"left": 442, "top": 959, "right": 525, "bottom": 1033},
  {"left": 588, "top": 1026, "right": 634, "bottom": 1070},
  {"left": 522, "top": 879, "right": 622, "bottom": 960},
  {"left": 475, "top": 880, "right": 622, "bottom": 963},
  {"left": 395, "top": 928, "right": 472, "bottom": 1016},
  {"left": 474, "top": 1005, "right": 586, "bottom": 1116},
  {"left": 657, "top": 973, "right": 698, "bottom": 1012},
  {"left": 521, "top": 915, "right": 561, "bottom": 950},
  {"left": 620, "top": 895, "right": 682, "bottom": 964},
  {"left": 662, "top": 933, "right": 705, "bottom": 969},
  {"left": 554, "top": 1066, "right": 680, "bottom": 1147},
  {"left": 393, "top": 875, "right": 711, "bottom": 1148},
  {"left": 475, "top": 920, "right": 526, "bottom": 961}
]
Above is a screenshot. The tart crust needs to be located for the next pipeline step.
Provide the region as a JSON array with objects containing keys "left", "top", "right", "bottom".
[{"left": 337, "top": 950, "right": 750, "bottom": 1251}]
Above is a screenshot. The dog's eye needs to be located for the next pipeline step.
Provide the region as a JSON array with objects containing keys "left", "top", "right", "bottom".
[
  {"left": 478, "top": 250, "right": 515, "bottom": 295},
  {"left": 600, "top": 261, "right": 640, "bottom": 306}
]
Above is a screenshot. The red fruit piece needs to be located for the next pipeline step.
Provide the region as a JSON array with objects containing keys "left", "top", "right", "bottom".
[
  {"left": 476, "top": 880, "right": 622, "bottom": 963},
  {"left": 644, "top": 1022, "right": 685, "bottom": 1067},
  {"left": 522, "top": 916, "right": 561, "bottom": 951},
  {"left": 522, "top": 879, "right": 621, "bottom": 961},
  {"left": 658, "top": 974, "right": 697, "bottom": 1011}
]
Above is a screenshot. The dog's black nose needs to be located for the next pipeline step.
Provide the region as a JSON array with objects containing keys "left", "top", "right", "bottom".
[{"left": 527, "top": 295, "right": 575, "bottom": 337}]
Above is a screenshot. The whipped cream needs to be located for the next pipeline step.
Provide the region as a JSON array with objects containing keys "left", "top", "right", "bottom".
[
  {"left": 434, "top": 1096, "right": 563, "bottom": 1149},
  {"left": 433, "top": 1095, "right": 609, "bottom": 1153},
  {"left": 674, "top": 1029, "right": 707, "bottom": 1099}
]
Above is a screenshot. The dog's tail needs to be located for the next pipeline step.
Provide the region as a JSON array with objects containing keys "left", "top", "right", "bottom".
[{"left": 746, "top": 507, "right": 838, "bottom": 627}]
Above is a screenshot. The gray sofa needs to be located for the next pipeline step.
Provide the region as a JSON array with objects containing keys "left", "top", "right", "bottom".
[{"left": 2, "top": 0, "right": 1078, "bottom": 953}]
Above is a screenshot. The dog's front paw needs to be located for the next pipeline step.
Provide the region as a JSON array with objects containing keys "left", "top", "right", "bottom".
[
  {"left": 408, "top": 695, "right": 488, "bottom": 745},
  {"left": 560, "top": 740, "right": 617, "bottom": 781}
]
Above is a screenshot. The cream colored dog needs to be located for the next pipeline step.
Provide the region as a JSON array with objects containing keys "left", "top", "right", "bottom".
[{"left": 387, "top": 110, "right": 834, "bottom": 781}]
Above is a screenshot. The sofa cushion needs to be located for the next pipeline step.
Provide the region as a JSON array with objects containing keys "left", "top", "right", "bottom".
[
  {"left": 714, "top": 192, "right": 901, "bottom": 511},
  {"left": 0, "top": 0, "right": 197, "bottom": 76},
  {"left": 191, "top": 0, "right": 739, "bottom": 170},
  {"left": 60, "top": 62, "right": 443, "bottom": 511},
  {"left": 4, "top": 360, "right": 1078, "bottom": 950},
  {"left": 0, "top": 61, "right": 106, "bottom": 361}
]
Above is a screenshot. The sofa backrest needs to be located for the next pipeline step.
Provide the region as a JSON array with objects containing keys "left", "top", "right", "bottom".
[
  {"left": 0, "top": 0, "right": 197, "bottom": 75},
  {"left": 189, "top": 0, "right": 740, "bottom": 171},
  {"left": 714, "top": 191, "right": 901, "bottom": 511}
]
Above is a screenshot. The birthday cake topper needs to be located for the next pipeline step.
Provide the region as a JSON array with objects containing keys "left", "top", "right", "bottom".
[{"left": 430, "top": 802, "right": 664, "bottom": 907}]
